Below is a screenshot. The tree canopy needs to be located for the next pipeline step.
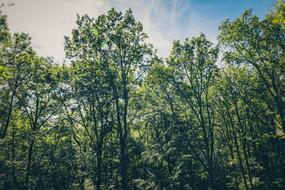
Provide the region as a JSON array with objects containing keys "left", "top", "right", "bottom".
[{"left": 0, "top": 4, "right": 285, "bottom": 190}]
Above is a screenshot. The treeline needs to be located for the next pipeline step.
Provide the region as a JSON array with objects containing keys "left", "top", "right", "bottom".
[{"left": 0, "top": 3, "right": 285, "bottom": 190}]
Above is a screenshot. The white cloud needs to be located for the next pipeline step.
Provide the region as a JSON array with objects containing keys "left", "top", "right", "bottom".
[{"left": 1, "top": 0, "right": 232, "bottom": 62}]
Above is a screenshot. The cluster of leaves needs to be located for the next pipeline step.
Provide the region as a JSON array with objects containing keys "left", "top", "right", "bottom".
[{"left": 0, "top": 3, "right": 285, "bottom": 190}]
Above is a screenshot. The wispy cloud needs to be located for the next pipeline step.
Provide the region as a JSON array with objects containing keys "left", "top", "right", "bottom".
[{"left": 2, "top": 0, "right": 272, "bottom": 63}]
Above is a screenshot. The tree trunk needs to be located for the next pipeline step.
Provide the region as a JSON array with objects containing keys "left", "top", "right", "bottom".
[
  {"left": 12, "top": 122, "right": 17, "bottom": 188},
  {"left": 233, "top": 99, "right": 254, "bottom": 190},
  {"left": 25, "top": 138, "right": 35, "bottom": 190},
  {"left": 120, "top": 77, "right": 128, "bottom": 190},
  {"left": 120, "top": 134, "right": 127, "bottom": 190},
  {"left": 96, "top": 142, "right": 102, "bottom": 190},
  {"left": 1, "top": 87, "right": 17, "bottom": 139},
  {"left": 276, "top": 98, "right": 285, "bottom": 133}
]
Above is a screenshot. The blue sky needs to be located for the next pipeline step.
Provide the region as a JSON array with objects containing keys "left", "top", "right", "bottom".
[{"left": 2, "top": 0, "right": 274, "bottom": 63}]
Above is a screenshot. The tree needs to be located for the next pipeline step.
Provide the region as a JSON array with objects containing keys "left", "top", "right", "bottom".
[
  {"left": 167, "top": 34, "right": 219, "bottom": 189},
  {"left": 65, "top": 8, "right": 154, "bottom": 189},
  {"left": 219, "top": 10, "right": 285, "bottom": 135},
  {"left": 17, "top": 57, "right": 64, "bottom": 189},
  {"left": 0, "top": 32, "right": 34, "bottom": 140}
]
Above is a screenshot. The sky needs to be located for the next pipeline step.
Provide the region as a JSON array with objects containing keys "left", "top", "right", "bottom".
[{"left": 1, "top": 0, "right": 275, "bottom": 63}]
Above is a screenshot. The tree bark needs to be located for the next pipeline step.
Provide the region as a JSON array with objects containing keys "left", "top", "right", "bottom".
[
  {"left": 96, "top": 141, "right": 103, "bottom": 190},
  {"left": 1, "top": 86, "right": 17, "bottom": 139},
  {"left": 25, "top": 138, "right": 35, "bottom": 190}
]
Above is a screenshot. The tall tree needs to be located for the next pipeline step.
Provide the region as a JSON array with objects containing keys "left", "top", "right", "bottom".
[
  {"left": 17, "top": 57, "right": 64, "bottom": 189},
  {"left": 0, "top": 30, "right": 35, "bottom": 140},
  {"left": 167, "top": 34, "right": 219, "bottom": 189},
  {"left": 219, "top": 10, "right": 285, "bottom": 134},
  {"left": 65, "top": 9, "right": 154, "bottom": 189}
]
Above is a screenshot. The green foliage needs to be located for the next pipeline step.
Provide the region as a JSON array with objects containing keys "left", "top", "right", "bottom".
[
  {"left": 1, "top": 7, "right": 285, "bottom": 190},
  {"left": 272, "top": 0, "right": 285, "bottom": 27}
]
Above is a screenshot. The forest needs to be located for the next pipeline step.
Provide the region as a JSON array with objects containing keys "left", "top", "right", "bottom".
[{"left": 0, "top": 1, "right": 285, "bottom": 190}]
